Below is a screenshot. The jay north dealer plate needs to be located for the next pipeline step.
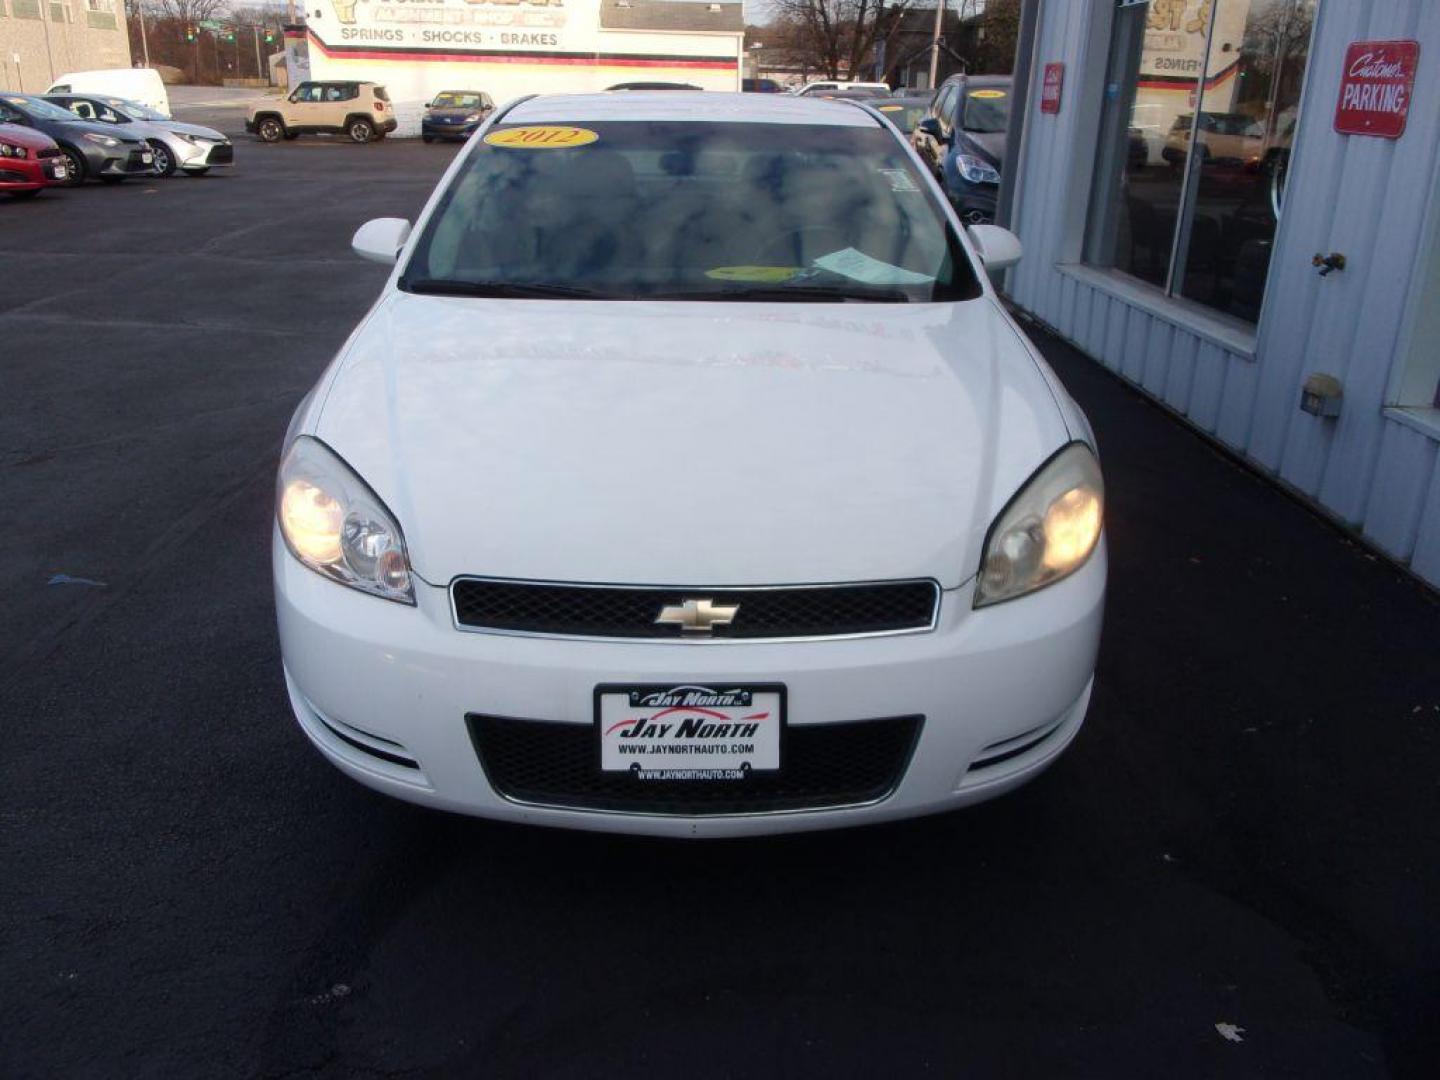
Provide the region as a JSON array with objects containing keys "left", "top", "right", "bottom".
[{"left": 597, "top": 684, "right": 784, "bottom": 781}]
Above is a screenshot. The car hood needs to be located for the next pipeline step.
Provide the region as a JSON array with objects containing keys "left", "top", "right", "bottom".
[
  {"left": 425, "top": 107, "right": 481, "bottom": 119},
  {"left": 157, "top": 119, "right": 226, "bottom": 140},
  {"left": 311, "top": 294, "right": 1070, "bottom": 589},
  {"left": 0, "top": 122, "right": 57, "bottom": 151},
  {"left": 958, "top": 130, "right": 1005, "bottom": 168},
  {"left": 47, "top": 117, "right": 144, "bottom": 143}
]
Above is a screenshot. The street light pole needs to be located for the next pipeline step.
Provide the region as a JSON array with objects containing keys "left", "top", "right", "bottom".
[
  {"left": 928, "top": 0, "right": 945, "bottom": 91},
  {"left": 139, "top": 3, "right": 152, "bottom": 67}
]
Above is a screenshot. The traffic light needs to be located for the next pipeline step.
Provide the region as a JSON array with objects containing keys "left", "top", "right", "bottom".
[
  {"left": 184, "top": 25, "right": 196, "bottom": 42},
  {"left": 264, "top": 29, "right": 275, "bottom": 44}
]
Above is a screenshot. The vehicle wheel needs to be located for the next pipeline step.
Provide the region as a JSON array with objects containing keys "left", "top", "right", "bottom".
[
  {"left": 257, "top": 117, "right": 285, "bottom": 143},
  {"left": 185, "top": 167, "right": 211, "bottom": 177},
  {"left": 346, "top": 118, "right": 375, "bottom": 144},
  {"left": 149, "top": 140, "right": 176, "bottom": 177},
  {"left": 60, "top": 147, "right": 85, "bottom": 186},
  {"left": 421, "top": 133, "right": 434, "bottom": 144}
]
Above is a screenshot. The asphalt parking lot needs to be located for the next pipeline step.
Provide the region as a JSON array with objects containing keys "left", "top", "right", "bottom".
[{"left": 3, "top": 112, "right": 1439, "bottom": 1078}]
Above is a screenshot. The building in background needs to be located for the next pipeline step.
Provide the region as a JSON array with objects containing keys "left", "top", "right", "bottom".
[
  {"left": 294, "top": 0, "right": 743, "bottom": 107},
  {"left": 1002, "top": 0, "right": 1440, "bottom": 589},
  {"left": 0, "top": 0, "right": 131, "bottom": 92}
]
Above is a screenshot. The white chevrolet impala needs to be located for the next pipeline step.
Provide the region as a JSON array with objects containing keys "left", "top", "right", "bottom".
[{"left": 273, "top": 92, "right": 1105, "bottom": 837}]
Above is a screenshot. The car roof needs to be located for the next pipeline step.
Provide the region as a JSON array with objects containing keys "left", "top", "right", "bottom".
[
  {"left": 951, "top": 75, "right": 1012, "bottom": 88},
  {"left": 503, "top": 92, "right": 882, "bottom": 127}
]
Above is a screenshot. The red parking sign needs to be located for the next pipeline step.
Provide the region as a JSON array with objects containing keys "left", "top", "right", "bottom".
[
  {"left": 1040, "top": 63, "right": 1064, "bottom": 115},
  {"left": 1335, "top": 40, "right": 1419, "bottom": 139}
]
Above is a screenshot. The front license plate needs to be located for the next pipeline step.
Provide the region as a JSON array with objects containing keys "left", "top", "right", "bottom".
[
  {"left": 51, "top": 165, "right": 67, "bottom": 178},
  {"left": 597, "top": 684, "right": 784, "bottom": 780},
  {"left": 141, "top": 153, "right": 153, "bottom": 163}
]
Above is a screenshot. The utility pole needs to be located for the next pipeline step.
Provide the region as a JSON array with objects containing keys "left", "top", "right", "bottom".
[
  {"left": 138, "top": 3, "right": 151, "bottom": 67},
  {"left": 928, "top": 0, "right": 945, "bottom": 90},
  {"left": 254, "top": 26, "right": 263, "bottom": 80}
]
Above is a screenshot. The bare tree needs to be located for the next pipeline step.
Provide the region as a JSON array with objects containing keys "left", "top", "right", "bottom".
[
  {"left": 768, "top": 0, "right": 917, "bottom": 82},
  {"left": 153, "top": 0, "right": 229, "bottom": 25}
]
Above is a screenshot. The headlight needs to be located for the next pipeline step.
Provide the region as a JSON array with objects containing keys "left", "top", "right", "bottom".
[
  {"left": 83, "top": 132, "right": 120, "bottom": 147},
  {"left": 974, "top": 442, "right": 1103, "bottom": 607},
  {"left": 277, "top": 437, "right": 415, "bottom": 605},
  {"left": 174, "top": 132, "right": 202, "bottom": 145},
  {"left": 956, "top": 153, "right": 1001, "bottom": 184},
  {"left": 0, "top": 142, "right": 27, "bottom": 159},
  {"left": 465, "top": 113, "right": 483, "bottom": 122}
]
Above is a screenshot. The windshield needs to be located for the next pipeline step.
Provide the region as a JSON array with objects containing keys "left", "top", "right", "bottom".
[
  {"left": 108, "top": 97, "right": 165, "bottom": 121},
  {"left": 5, "top": 95, "right": 77, "bottom": 122},
  {"left": 876, "top": 103, "right": 928, "bottom": 134},
  {"left": 403, "top": 120, "right": 980, "bottom": 303},
  {"left": 962, "top": 89, "right": 1010, "bottom": 133},
  {"left": 432, "top": 92, "right": 481, "bottom": 109}
]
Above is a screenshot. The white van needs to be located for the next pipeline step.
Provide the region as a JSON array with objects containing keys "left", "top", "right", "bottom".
[{"left": 47, "top": 69, "right": 171, "bottom": 118}]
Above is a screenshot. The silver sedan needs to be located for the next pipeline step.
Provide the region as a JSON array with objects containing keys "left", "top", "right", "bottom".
[{"left": 44, "top": 93, "right": 234, "bottom": 177}]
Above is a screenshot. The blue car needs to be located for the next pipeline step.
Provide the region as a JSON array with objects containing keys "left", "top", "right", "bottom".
[
  {"left": 421, "top": 91, "right": 495, "bottom": 143},
  {"left": 912, "top": 75, "right": 1011, "bottom": 224}
]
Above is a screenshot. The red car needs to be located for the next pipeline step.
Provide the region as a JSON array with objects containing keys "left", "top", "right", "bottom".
[{"left": 0, "top": 122, "right": 68, "bottom": 198}]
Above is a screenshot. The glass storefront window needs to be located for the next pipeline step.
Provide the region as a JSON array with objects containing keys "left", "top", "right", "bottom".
[{"left": 1085, "top": 0, "right": 1316, "bottom": 324}]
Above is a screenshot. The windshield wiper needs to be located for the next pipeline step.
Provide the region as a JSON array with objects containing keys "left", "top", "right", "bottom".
[
  {"left": 651, "top": 284, "right": 913, "bottom": 303},
  {"left": 402, "top": 278, "right": 614, "bottom": 300}
]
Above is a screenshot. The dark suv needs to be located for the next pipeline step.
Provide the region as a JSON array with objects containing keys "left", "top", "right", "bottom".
[{"left": 912, "top": 75, "right": 1012, "bottom": 224}]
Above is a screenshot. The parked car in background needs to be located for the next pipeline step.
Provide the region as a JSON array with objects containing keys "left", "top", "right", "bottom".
[
  {"left": 247, "top": 82, "right": 396, "bottom": 144},
  {"left": 912, "top": 74, "right": 1012, "bottom": 223},
  {"left": 0, "top": 122, "right": 69, "bottom": 198},
  {"left": 741, "top": 78, "right": 783, "bottom": 93},
  {"left": 871, "top": 97, "right": 930, "bottom": 136},
  {"left": 0, "top": 94, "right": 152, "bottom": 185},
  {"left": 421, "top": 90, "right": 496, "bottom": 143},
  {"left": 276, "top": 92, "right": 1106, "bottom": 838},
  {"left": 46, "top": 94, "right": 232, "bottom": 177},
  {"left": 47, "top": 68, "right": 171, "bottom": 118},
  {"left": 1162, "top": 111, "right": 1266, "bottom": 168},
  {"left": 793, "top": 80, "right": 889, "bottom": 96}
]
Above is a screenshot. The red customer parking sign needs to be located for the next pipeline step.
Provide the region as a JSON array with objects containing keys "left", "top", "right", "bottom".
[
  {"left": 1335, "top": 40, "right": 1419, "bottom": 139},
  {"left": 1040, "top": 63, "right": 1064, "bottom": 114}
]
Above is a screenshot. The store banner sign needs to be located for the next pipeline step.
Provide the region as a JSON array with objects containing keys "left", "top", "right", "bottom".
[
  {"left": 1334, "top": 39, "right": 1419, "bottom": 139},
  {"left": 1040, "top": 62, "right": 1064, "bottom": 114}
]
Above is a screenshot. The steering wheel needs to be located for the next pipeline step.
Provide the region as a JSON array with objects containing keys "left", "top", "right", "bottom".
[{"left": 749, "top": 225, "right": 850, "bottom": 266}]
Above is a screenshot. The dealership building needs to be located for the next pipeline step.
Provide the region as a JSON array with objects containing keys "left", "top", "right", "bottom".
[
  {"left": 0, "top": 0, "right": 130, "bottom": 93},
  {"left": 287, "top": 0, "right": 742, "bottom": 115},
  {"left": 1002, "top": 0, "right": 1440, "bottom": 589}
]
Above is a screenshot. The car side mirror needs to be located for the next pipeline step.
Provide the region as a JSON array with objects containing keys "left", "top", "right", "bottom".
[
  {"left": 917, "top": 117, "right": 946, "bottom": 143},
  {"left": 966, "top": 223, "right": 1023, "bottom": 273},
  {"left": 352, "top": 217, "right": 412, "bottom": 265}
]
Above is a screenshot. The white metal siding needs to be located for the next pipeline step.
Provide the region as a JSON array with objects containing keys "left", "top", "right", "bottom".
[{"left": 1008, "top": 0, "right": 1440, "bottom": 590}]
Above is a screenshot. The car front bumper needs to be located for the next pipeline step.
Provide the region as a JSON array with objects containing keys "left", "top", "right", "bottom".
[
  {"left": 422, "top": 120, "right": 479, "bottom": 140},
  {"left": 0, "top": 153, "right": 66, "bottom": 189},
  {"left": 91, "top": 144, "right": 154, "bottom": 178},
  {"left": 275, "top": 531, "right": 1105, "bottom": 837},
  {"left": 947, "top": 181, "right": 998, "bottom": 224},
  {"left": 172, "top": 137, "right": 234, "bottom": 170}
]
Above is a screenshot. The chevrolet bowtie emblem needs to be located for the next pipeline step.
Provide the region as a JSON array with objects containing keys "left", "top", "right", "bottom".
[{"left": 655, "top": 598, "right": 740, "bottom": 635}]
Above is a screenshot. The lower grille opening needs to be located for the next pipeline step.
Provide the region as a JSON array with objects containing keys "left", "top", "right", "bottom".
[{"left": 470, "top": 714, "right": 923, "bottom": 815}]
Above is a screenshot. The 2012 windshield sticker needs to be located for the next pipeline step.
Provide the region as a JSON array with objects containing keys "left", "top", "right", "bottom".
[{"left": 483, "top": 125, "right": 599, "bottom": 149}]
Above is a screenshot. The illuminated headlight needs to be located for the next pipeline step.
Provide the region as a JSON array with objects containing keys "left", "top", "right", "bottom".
[
  {"left": 956, "top": 153, "right": 1001, "bottom": 184},
  {"left": 277, "top": 436, "right": 415, "bottom": 605},
  {"left": 83, "top": 132, "right": 120, "bottom": 147},
  {"left": 0, "top": 142, "right": 27, "bottom": 159},
  {"left": 974, "top": 443, "right": 1103, "bottom": 607}
]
